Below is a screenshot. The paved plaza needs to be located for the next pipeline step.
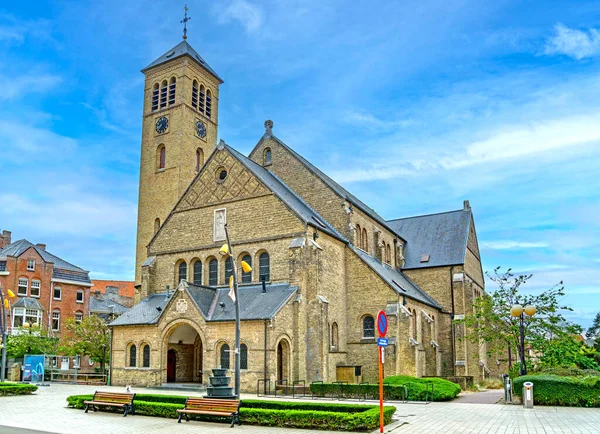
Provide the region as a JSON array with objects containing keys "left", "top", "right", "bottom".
[{"left": 0, "top": 384, "right": 599, "bottom": 433}]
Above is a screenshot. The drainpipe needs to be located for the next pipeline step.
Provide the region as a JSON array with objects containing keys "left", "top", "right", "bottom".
[
  {"left": 48, "top": 281, "right": 54, "bottom": 334},
  {"left": 108, "top": 327, "right": 113, "bottom": 386},
  {"left": 450, "top": 266, "right": 456, "bottom": 376},
  {"left": 263, "top": 319, "right": 268, "bottom": 394}
]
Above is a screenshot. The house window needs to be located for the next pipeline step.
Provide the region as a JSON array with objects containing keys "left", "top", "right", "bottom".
[
  {"left": 27, "top": 259, "right": 35, "bottom": 271},
  {"left": 152, "top": 83, "right": 159, "bottom": 111},
  {"left": 412, "top": 309, "right": 417, "bottom": 339},
  {"left": 191, "top": 80, "right": 198, "bottom": 109},
  {"left": 178, "top": 261, "right": 187, "bottom": 283},
  {"left": 209, "top": 258, "right": 218, "bottom": 286},
  {"left": 259, "top": 252, "right": 270, "bottom": 282},
  {"left": 52, "top": 310, "right": 60, "bottom": 331},
  {"left": 129, "top": 345, "right": 137, "bottom": 367},
  {"left": 206, "top": 89, "right": 212, "bottom": 118},
  {"left": 240, "top": 343, "right": 248, "bottom": 370},
  {"left": 363, "top": 315, "right": 375, "bottom": 338},
  {"left": 54, "top": 286, "right": 62, "bottom": 300},
  {"left": 264, "top": 148, "right": 272, "bottom": 165},
  {"left": 241, "top": 255, "right": 252, "bottom": 283},
  {"left": 18, "top": 278, "right": 28, "bottom": 296},
  {"left": 12, "top": 307, "right": 42, "bottom": 328},
  {"left": 76, "top": 290, "right": 84, "bottom": 303},
  {"left": 75, "top": 311, "right": 83, "bottom": 323},
  {"left": 385, "top": 244, "right": 391, "bottom": 264},
  {"left": 158, "top": 145, "right": 166, "bottom": 170},
  {"left": 331, "top": 322, "right": 339, "bottom": 349},
  {"left": 225, "top": 257, "right": 233, "bottom": 283},
  {"left": 73, "top": 356, "right": 80, "bottom": 368},
  {"left": 193, "top": 260, "right": 202, "bottom": 285},
  {"left": 196, "top": 148, "right": 204, "bottom": 172},
  {"left": 0, "top": 261, "right": 6, "bottom": 272},
  {"left": 168, "top": 77, "right": 176, "bottom": 106},
  {"left": 160, "top": 80, "right": 167, "bottom": 108},
  {"left": 30, "top": 280, "right": 41, "bottom": 298},
  {"left": 143, "top": 344, "right": 150, "bottom": 367},
  {"left": 220, "top": 343, "right": 230, "bottom": 369}
]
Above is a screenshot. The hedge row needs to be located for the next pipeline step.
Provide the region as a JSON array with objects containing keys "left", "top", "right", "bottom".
[
  {"left": 310, "top": 376, "right": 461, "bottom": 402},
  {"left": 67, "top": 394, "right": 395, "bottom": 431},
  {"left": 513, "top": 375, "right": 600, "bottom": 407},
  {"left": 0, "top": 382, "right": 38, "bottom": 396}
]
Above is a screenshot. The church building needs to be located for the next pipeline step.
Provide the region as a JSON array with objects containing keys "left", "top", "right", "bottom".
[{"left": 109, "top": 33, "right": 490, "bottom": 391}]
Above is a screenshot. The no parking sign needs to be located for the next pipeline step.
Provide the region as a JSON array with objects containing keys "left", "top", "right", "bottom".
[{"left": 377, "top": 310, "right": 388, "bottom": 338}]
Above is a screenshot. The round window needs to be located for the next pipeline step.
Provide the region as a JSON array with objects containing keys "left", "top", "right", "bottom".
[{"left": 218, "top": 169, "right": 228, "bottom": 182}]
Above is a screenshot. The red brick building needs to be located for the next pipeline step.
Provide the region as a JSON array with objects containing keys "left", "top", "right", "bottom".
[{"left": 0, "top": 230, "right": 92, "bottom": 337}]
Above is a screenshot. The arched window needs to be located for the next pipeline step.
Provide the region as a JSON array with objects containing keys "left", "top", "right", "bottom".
[
  {"left": 160, "top": 80, "right": 168, "bottom": 108},
  {"left": 191, "top": 79, "right": 198, "bottom": 109},
  {"left": 75, "top": 311, "right": 83, "bottom": 323},
  {"left": 142, "top": 344, "right": 150, "bottom": 367},
  {"left": 168, "top": 77, "right": 176, "bottom": 105},
  {"left": 193, "top": 260, "right": 202, "bottom": 285},
  {"left": 199, "top": 85, "right": 206, "bottom": 113},
  {"left": 331, "top": 322, "right": 339, "bottom": 349},
  {"left": 259, "top": 252, "right": 270, "bottom": 282},
  {"left": 220, "top": 343, "right": 230, "bottom": 369},
  {"left": 241, "top": 254, "right": 252, "bottom": 283},
  {"left": 240, "top": 343, "right": 248, "bottom": 370},
  {"left": 195, "top": 148, "right": 204, "bottom": 173},
  {"left": 178, "top": 261, "right": 187, "bottom": 283},
  {"left": 362, "top": 229, "right": 368, "bottom": 251},
  {"left": 356, "top": 224, "right": 361, "bottom": 248},
  {"left": 412, "top": 309, "right": 417, "bottom": 339},
  {"left": 386, "top": 244, "right": 391, "bottom": 264},
  {"left": 129, "top": 344, "right": 137, "bottom": 367},
  {"left": 264, "top": 148, "right": 272, "bottom": 165},
  {"left": 225, "top": 256, "right": 233, "bottom": 282},
  {"left": 206, "top": 89, "right": 212, "bottom": 118},
  {"left": 362, "top": 315, "right": 375, "bottom": 338},
  {"left": 158, "top": 145, "right": 166, "bottom": 170},
  {"left": 152, "top": 83, "right": 159, "bottom": 111},
  {"left": 208, "top": 258, "right": 218, "bottom": 286},
  {"left": 154, "top": 218, "right": 160, "bottom": 234}
]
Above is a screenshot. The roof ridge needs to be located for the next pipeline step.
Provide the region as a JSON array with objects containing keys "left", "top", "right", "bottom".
[{"left": 387, "top": 208, "right": 468, "bottom": 222}]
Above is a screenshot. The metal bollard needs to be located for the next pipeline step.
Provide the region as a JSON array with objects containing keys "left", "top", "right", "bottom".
[
  {"left": 522, "top": 382, "right": 534, "bottom": 408},
  {"left": 503, "top": 374, "right": 513, "bottom": 404}
]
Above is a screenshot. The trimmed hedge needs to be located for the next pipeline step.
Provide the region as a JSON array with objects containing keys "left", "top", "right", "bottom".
[
  {"left": 310, "top": 376, "right": 461, "bottom": 402},
  {"left": 513, "top": 375, "right": 600, "bottom": 407},
  {"left": 0, "top": 382, "right": 38, "bottom": 396},
  {"left": 67, "top": 393, "right": 395, "bottom": 431}
]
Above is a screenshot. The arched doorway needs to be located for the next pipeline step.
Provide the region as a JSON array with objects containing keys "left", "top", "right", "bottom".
[
  {"left": 165, "top": 323, "right": 203, "bottom": 383},
  {"left": 276, "top": 339, "right": 290, "bottom": 383}
]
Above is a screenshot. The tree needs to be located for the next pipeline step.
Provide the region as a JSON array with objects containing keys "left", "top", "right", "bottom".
[
  {"left": 586, "top": 312, "right": 600, "bottom": 350},
  {"left": 6, "top": 327, "right": 59, "bottom": 358},
  {"left": 460, "top": 267, "right": 581, "bottom": 371},
  {"left": 60, "top": 315, "right": 110, "bottom": 372}
]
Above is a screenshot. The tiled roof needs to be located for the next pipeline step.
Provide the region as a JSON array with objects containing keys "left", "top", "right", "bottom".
[
  {"left": 351, "top": 246, "right": 441, "bottom": 309},
  {"left": 91, "top": 280, "right": 135, "bottom": 298},
  {"left": 225, "top": 144, "right": 347, "bottom": 242},
  {"left": 387, "top": 209, "right": 471, "bottom": 269},
  {"left": 142, "top": 40, "right": 223, "bottom": 83},
  {"left": 109, "top": 293, "right": 170, "bottom": 327}
]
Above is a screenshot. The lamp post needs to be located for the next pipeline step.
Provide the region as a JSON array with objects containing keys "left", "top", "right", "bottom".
[
  {"left": 219, "top": 224, "right": 252, "bottom": 398},
  {"left": 0, "top": 284, "right": 16, "bottom": 382},
  {"left": 510, "top": 303, "right": 536, "bottom": 376}
]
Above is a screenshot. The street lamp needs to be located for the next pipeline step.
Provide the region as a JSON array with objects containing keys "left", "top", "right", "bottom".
[
  {"left": 219, "top": 224, "right": 252, "bottom": 398},
  {"left": 0, "top": 285, "right": 16, "bottom": 382},
  {"left": 510, "top": 303, "right": 536, "bottom": 376}
]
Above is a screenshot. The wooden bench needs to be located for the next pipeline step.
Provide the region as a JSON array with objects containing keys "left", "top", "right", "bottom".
[
  {"left": 84, "top": 391, "right": 135, "bottom": 417},
  {"left": 177, "top": 397, "right": 241, "bottom": 427}
]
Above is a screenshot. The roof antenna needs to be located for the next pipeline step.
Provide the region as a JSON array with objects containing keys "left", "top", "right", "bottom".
[{"left": 180, "top": 4, "right": 191, "bottom": 40}]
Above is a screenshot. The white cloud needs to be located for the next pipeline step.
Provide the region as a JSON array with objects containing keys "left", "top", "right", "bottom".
[
  {"left": 219, "top": 0, "right": 264, "bottom": 33},
  {"left": 482, "top": 241, "right": 549, "bottom": 250},
  {"left": 545, "top": 23, "right": 600, "bottom": 60},
  {"left": 1, "top": 119, "right": 77, "bottom": 159},
  {"left": 1, "top": 73, "right": 62, "bottom": 101}
]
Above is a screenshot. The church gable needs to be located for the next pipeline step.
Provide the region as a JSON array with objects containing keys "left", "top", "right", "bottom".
[
  {"left": 176, "top": 147, "right": 270, "bottom": 212},
  {"left": 157, "top": 283, "right": 209, "bottom": 330},
  {"left": 466, "top": 214, "right": 480, "bottom": 260}
]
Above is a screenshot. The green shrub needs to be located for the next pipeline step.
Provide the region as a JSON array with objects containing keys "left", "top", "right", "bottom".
[
  {"left": 513, "top": 375, "right": 600, "bottom": 407},
  {"left": 385, "top": 376, "right": 461, "bottom": 401},
  {"left": 66, "top": 393, "right": 396, "bottom": 431},
  {"left": 0, "top": 382, "right": 38, "bottom": 396},
  {"left": 532, "top": 366, "right": 600, "bottom": 377}
]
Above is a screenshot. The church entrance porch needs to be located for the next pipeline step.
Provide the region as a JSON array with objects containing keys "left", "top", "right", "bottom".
[{"left": 164, "top": 323, "right": 204, "bottom": 384}]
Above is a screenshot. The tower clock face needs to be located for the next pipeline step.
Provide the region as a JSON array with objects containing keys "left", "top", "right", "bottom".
[
  {"left": 155, "top": 116, "right": 169, "bottom": 134},
  {"left": 196, "top": 120, "right": 207, "bottom": 138}
]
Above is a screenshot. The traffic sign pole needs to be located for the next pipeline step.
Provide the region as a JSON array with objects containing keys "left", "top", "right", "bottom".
[{"left": 377, "top": 310, "right": 387, "bottom": 434}]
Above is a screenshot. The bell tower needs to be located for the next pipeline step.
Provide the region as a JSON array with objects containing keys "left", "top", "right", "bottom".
[{"left": 134, "top": 24, "right": 223, "bottom": 285}]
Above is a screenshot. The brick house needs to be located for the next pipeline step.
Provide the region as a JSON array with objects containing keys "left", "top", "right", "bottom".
[
  {"left": 109, "top": 38, "right": 491, "bottom": 390},
  {"left": 0, "top": 232, "right": 92, "bottom": 337}
]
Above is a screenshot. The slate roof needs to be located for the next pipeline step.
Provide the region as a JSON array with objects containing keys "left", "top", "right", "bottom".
[
  {"left": 90, "top": 294, "right": 130, "bottom": 314},
  {"left": 351, "top": 246, "right": 441, "bottom": 309},
  {"left": 0, "top": 239, "right": 91, "bottom": 284},
  {"left": 12, "top": 297, "right": 44, "bottom": 310},
  {"left": 225, "top": 144, "right": 347, "bottom": 242},
  {"left": 109, "top": 293, "right": 170, "bottom": 326},
  {"left": 142, "top": 40, "right": 223, "bottom": 83},
  {"left": 386, "top": 209, "right": 472, "bottom": 270},
  {"left": 256, "top": 135, "right": 405, "bottom": 242},
  {"left": 186, "top": 281, "right": 298, "bottom": 322}
]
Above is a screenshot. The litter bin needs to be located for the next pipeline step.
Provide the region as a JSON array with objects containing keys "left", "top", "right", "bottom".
[{"left": 522, "top": 381, "right": 534, "bottom": 408}]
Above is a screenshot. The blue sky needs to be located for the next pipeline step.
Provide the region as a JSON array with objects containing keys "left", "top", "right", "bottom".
[{"left": 1, "top": 1, "right": 598, "bottom": 328}]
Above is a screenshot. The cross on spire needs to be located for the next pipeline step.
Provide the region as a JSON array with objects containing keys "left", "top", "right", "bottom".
[{"left": 181, "top": 4, "right": 191, "bottom": 40}]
